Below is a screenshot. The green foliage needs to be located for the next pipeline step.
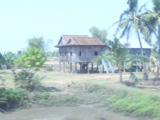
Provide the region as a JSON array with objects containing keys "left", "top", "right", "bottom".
[
  {"left": 129, "top": 72, "right": 139, "bottom": 82},
  {"left": 15, "top": 47, "right": 46, "bottom": 69},
  {"left": 12, "top": 69, "right": 44, "bottom": 91},
  {"left": 58, "top": 95, "right": 83, "bottom": 106},
  {"left": 105, "top": 87, "right": 160, "bottom": 117},
  {"left": 0, "top": 75, "right": 7, "bottom": 89},
  {"left": 84, "top": 84, "right": 102, "bottom": 93},
  {"left": 41, "top": 92, "right": 50, "bottom": 100},
  {"left": 89, "top": 26, "right": 109, "bottom": 44},
  {"left": 0, "top": 53, "right": 5, "bottom": 65},
  {"left": 0, "top": 88, "right": 26, "bottom": 109},
  {"left": 3, "top": 52, "right": 17, "bottom": 68},
  {"left": 153, "top": 0, "right": 160, "bottom": 12},
  {"left": 129, "top": 72, "right": 139, "bottom": 83},
  {"left": 0, "top": 52, "right": 17, "bottom": 68},
  {"left": 45, "top": 66, "right": 54, "bottom": 71},
  {"left": 31, "top": 92, "right": 50, "bottom": 102},
  {"left": 28, "top": 37, "right": 45, "bottom": 50},
  {"left": 0, "top": 98, "right": 7, "bottom": 112},
  {"left": 127, "top": 0, "right": 138, "bottom": 12}
]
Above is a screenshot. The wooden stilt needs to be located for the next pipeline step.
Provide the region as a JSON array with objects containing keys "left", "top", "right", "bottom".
[
  {"left": 80, "top": 63, "right": 82, "bottom": 73},
  {"left": 59, "top": 62, "right": 61, "bottom": 72},
  {"left": 70, "top": 63, "right": 72, "bottom": 72},
  {"left": 97, "top": 63, "right": 99, "bottom": 73},
  {"left": 87, "top": 63, "right": 90, "bottom": 74},
  {"left": 75, "top": 62, "right": 77, "bottom": 72},
  {"left": 68, "top": 62, "right": 70, "bottom": 72},
  {"left": 91, "top": 63, "right": 93, "bottom": 72},
  {"left": 63, "top": 62, "right": 65, "bottom": 72}
]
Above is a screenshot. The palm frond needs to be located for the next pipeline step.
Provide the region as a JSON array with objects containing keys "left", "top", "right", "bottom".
[{"left": 130, "top": 72, "right": 139, "bottom": 82}]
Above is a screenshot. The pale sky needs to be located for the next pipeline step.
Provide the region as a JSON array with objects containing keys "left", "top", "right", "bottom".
[{"left": 0, "top": 0, "right": 152, "bottom": 53}]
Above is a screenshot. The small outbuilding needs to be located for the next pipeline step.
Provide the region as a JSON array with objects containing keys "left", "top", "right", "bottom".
[
  {"left": 120, "top": 39, "right": 152, "bottom": 57},
  {"left": 55, "top": 35, "right": 110, "bottom": 73}
]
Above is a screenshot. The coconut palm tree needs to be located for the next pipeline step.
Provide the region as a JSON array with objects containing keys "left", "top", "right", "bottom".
[
  {"left": 115, "top": 0, "right": 148, "bottom": 80},
  {"left": 141, "top": 0, "right": 160, "bottom": 80},
  {"left": 94, "top": 38, "right": 130, "bottom": 82}
]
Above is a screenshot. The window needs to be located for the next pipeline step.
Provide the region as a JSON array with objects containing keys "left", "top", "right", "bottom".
[
  {"left": 70, "top": 52, "right": 72, "bottom": 56},
  {"left": 95, "top": 51, "right": 98, "bottom": 56},
  {"left": 79, "top": 51, "right": 81, "bottom": 56}
]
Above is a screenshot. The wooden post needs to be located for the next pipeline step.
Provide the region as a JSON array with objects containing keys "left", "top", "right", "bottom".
[
  {"left": 136, "top": 61, "right": 138, "bottom": 72},
  {"left": 59, "top": 62, "right": 61, "bottom": 72},
  {"left": 87, "top": 63, "right": 90, "bottom": 74},
  {"left": 102, "top": 64, "right": 104, "bottom": 73},
  {"left": 80, "top": 63, "right": 82, "bottom": 73},
  {"left": 97, "top": 63, "right": 99, "bottom": 73},
  {"left": 91, "top": 63, "right": 93, "bottom": 72},
  {"left": 68, "top": 62, "right": 70, "bottom": 72},
  {"left": 70, "top": 63, "right": 72, "bottom": 72},
  {"left": 75, "top": 62, "right": 77, "bottom": 72},
  {"left": 100, "top": 63, "right": 103, "bottom": 73},
  {"left": 63, "top": 62, "right": 65, "bottom": 72}
]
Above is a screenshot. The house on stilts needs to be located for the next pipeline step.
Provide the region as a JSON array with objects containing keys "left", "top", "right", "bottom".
[{"left": 55, "top": 35, "right": 110, "bottom": 73}]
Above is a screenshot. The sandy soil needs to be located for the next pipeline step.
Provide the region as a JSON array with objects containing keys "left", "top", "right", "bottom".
[{"left": 0, "top": 106, "right": 137, "bottom": 120}]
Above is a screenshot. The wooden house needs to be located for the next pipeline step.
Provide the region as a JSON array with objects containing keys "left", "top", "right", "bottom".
[
  {"left": 120, "top": 39, "right": 152, "bottom": 71},
  {"left": 55, "top": 35, "right": 110, "bottom": 73},
  {"left": 120, "top": 39, "right": 152, "bottom": 57}
]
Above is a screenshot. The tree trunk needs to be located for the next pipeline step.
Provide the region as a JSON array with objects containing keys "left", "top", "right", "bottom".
[
  {"left": 157, "top": 25, "right": 160, "bottom": 80},
  {"left": 136, "top": 29, "right": 148, "bottom": 80},
  {"left": 119, "top": 69, "right": 123, "bottom": 83}
]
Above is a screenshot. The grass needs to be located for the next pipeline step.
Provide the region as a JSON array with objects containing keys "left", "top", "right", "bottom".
[
  {"left": 104, "top": 87, "right": 160, "bottom": 118},
  {"left": 1, "top": 69, "right": 160, "bottom": 119}
]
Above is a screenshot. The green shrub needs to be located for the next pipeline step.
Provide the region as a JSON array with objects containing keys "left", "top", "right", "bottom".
[
  {"left": 84, "top": 84, "right": 102, "bottom": 93},
  {"left": 12, "top": 69, "right": 44, "bottom": 91},
  {"left": 0, "top": 88, "right": 27, "bottom": 109},
  {"left": 40, "top": 92, "right": 50, "bottom": 100},
  {"left": 45, "top": 66, "right": 54, "bottom": 71},
  {"left": 105, "top": 87, "right": 160, "bottom": 118}
]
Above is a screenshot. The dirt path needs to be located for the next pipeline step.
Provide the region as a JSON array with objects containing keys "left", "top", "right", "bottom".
[{"left": 0, "top": 106, "right": 138, "bottom": 120}]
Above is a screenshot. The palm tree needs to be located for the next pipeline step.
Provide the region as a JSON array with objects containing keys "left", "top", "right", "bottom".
[
  {"left": 115, "top": 0, "right": 148, "bottom": 80},
  {"left": 141, "top": 0, "right": 160, "bottom": 80},
  {"left": 94, "top": 38, "right": 130, "bottom": 82}
]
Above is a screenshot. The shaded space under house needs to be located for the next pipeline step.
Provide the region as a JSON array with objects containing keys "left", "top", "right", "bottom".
[{"left": 55, "top": 35, "right": 110, "bottom": 73}]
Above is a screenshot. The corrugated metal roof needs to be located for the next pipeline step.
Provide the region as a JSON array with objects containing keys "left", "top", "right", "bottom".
[
  {"left": 56, "top": 35, "right": 107, "bottom": 47},
  {"left": 70, "top": 37, "right": 105, "bottom": 45},
  {"left": 119, "top": 39, "right": 152, "bottom": 49},
  {"left": 62, "top": 35, "right": 89, "bottom": 44}
]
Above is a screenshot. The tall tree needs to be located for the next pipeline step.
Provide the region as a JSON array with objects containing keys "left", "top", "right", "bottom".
[
  {"left": 115, "top": 0, "right": 148, "bottom": 80},
  {"left": 15, "top": 47, "right": 46, "bottom": 69},
  {"left": 141, "top": 0, "right": 160, "bottom": 79},
  {"left": 89, "top": 26, "right": 108, "bottom": 44},
  {"left": 28, "top": 37, "right": 46, "bottom": 51},
  {"left": 94, "top": 38, "right": 130, "bottom": 82},
  {"left": 15, "top": 37, "right": 47, "bottom": 70},
  {"left": 3, "top": 52, "right": 17, "bottom": 68}
]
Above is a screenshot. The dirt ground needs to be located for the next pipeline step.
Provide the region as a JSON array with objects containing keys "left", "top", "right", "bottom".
[{"left": 0, "top": 106, "right": 138, "bottom": 120}]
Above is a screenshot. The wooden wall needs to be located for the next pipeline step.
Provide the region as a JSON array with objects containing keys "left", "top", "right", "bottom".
[
  {"left": 130, "top": 48, "right": 151, "bottom": 57},
  {"left": 59, "top": 46, "right": 108, "bottom": 63}
]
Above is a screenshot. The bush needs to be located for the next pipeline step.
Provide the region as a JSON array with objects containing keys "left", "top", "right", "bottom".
[
  {"left": 0, "top": 88, "right": 27, "bottom": 110},
  {"left": 45, "top": 66, "right": 54, "bottom": 71},
  {"left": 84, "top": 84, "right": 102, "bottom": 93},
  {"left": 12, "top": 69, "right": 44, "bottom": 91},
  {"left": 105, "top": 87, "right": 160, "bottom": 118}
]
